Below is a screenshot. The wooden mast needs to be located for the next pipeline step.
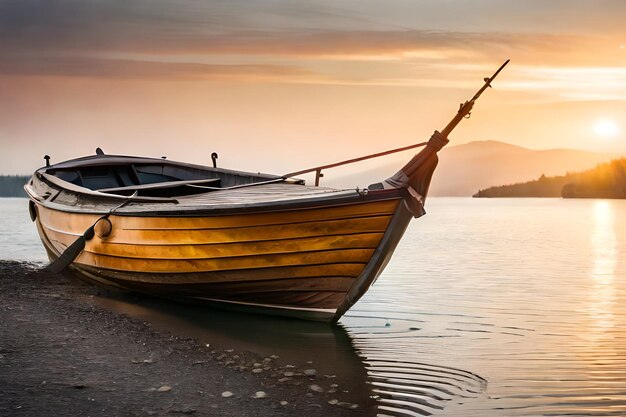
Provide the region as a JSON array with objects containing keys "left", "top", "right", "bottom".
[
  {"left": 368, "top": 60, "right": 510, "bottom": 206},
  {"left": 282, "top": 61, "right": 510, "bottom": 191}
]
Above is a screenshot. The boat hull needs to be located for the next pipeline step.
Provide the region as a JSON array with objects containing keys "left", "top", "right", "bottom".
[{"left": 34, "top": 195, "right": 413, "bottom": 322}]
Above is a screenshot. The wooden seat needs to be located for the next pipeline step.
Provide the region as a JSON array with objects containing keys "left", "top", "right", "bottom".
[{"left": 98, "top": 177, "right": 222, "bottom": 196}]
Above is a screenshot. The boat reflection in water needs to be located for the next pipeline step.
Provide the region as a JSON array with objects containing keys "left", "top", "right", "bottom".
[
  {"left": 86, "top": 289, "right": 375, "bottom": 409},
  {"left": 85, "top": 287, "right": 485, "bottom": 416}
]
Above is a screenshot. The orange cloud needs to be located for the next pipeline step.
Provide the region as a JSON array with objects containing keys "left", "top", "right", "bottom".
[{"left": 0, "top": 55, "right": 317, "bottom": 81}]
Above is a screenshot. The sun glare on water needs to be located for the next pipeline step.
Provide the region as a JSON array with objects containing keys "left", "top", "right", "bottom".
[{"left": 593, "top": 119, "right": 620, "bottom": 138}]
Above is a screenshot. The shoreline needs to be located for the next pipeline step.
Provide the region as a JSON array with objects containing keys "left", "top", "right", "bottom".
[{"left": 0, "top": 261, "right": 373, "bottom": 416}]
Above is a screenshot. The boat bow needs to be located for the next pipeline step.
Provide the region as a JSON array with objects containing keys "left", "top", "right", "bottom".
[{"left": 368, "top": 130, "right": 449, "bottom": 216}]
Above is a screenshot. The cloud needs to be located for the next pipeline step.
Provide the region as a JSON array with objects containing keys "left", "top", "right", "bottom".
[
  {"left": 1, "top": 0, "right": 625, "bottom": 89},
  {"left": 2, "top": 28, "right": 618, "bottom": 81},
  {"left": 503, "top": 65, "right": 626, "bottom": 101},
  {"left": 0, "top": 54, "right": 316, "bottom": 81}
]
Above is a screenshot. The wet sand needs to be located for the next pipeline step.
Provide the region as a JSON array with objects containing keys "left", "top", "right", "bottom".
[{"left": 0, "top": 261, "right": 372, "bottom": 416}]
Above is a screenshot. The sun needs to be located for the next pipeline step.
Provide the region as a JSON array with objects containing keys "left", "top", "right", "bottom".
[{"left": 593, "top": 119, "right": 620, "bottom": 138}]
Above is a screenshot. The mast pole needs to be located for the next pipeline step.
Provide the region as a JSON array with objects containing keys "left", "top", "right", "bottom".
[{"left": 441, "top": 59, "right": 510, "bottom": 138}]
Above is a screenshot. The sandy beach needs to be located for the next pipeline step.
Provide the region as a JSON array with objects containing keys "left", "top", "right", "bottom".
[{"left": 0, "top": 261, "right": 372, "bottom": 416}]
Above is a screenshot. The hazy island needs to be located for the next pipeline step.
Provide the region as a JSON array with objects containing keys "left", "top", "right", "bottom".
[
  {"left": 0, "top": 175, "right": 29, "bottom": 197},
  {"left": 474, "top": 158, "right": 626, "bottom": 198}
]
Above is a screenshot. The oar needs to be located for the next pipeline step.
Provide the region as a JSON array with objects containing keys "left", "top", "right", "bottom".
[
  {"left": 47, "top": 220, "right": 101, "bottom": 273},
  {"left": 47, "top": 192, "right": 138, "bottom": 273}
]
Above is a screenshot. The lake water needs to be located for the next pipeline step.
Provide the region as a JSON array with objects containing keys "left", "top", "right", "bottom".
[{"left": 3, "top": 197, "right": 626, "bottom": 416}]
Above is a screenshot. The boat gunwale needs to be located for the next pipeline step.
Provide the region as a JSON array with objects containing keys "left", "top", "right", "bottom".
[
  {"left": 36, "top": 154, "right": 285, "bottom": 181},
  {"left": 27, "top": 153, "right": 410, "bottom": 216},
  {"left": 30, "top": 184, "right": 409, "bottom": 217}
]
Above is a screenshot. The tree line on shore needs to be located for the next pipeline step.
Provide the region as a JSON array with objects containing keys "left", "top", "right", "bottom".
[
  {"left": 474, "top": 158, "right": 626, "bottom": 198},
  {"left": 0, "top": 175, "right": 30, "bottom": 197}
]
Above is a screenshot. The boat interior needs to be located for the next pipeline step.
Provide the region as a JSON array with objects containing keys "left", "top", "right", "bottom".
[{"left": 44, "top": 156, "right": 287, "bottom": 198}]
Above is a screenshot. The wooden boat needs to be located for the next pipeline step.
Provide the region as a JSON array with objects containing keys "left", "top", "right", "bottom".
[{"left": 25, "top": 62, "right": 509, "bottom": 322}]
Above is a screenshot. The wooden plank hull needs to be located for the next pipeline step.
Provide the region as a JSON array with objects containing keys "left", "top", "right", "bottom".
[{"left": 34, "top": 196, "right": 413, "bottom": 322}]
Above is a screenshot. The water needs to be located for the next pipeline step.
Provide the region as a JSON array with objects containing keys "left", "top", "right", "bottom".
[
  {"left": 345, "top": 198, "right": 626, "bottom": 416},
  {"left": 3, "top": 197, "right": 626, "bottom": 416},
  {"left": 0, "top": 198, "right": 48, "bottom": 262}
]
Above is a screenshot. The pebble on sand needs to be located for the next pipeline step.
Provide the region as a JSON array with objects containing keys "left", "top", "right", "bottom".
[
  {"left": 303, "top": 369, "right": 317, "bottom": 376},
  {"left": 280, "top": 401, "right": 288, "bottom": 406},
  {"left": 309, "top": 384, "right": 324, "bottom": 393},
  {"left": 253, "top": 391, "right": 267, "bottom": 399},
  {"left": 221, "top": 391, "right": 234, "bottom": 398},
  {"left": 157, "top": 385, "right": 172, "bottom": 392}
]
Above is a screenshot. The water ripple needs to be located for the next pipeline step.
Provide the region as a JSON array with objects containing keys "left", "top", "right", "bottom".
[{"left": 341, "top": 198, "right": 626, "bottom": 416}]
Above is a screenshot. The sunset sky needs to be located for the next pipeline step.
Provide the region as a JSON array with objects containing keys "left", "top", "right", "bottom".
[{"left": 2, "top": 0, "right": 626, "bottom": 179}]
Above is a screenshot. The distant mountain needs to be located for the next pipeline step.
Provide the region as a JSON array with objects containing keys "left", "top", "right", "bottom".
[
  {"left": 430, "top": 141, "right": 617, "bottom": 196},
  {"left": 327, "top": 140, "right": 617, "bottom": 196}
]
